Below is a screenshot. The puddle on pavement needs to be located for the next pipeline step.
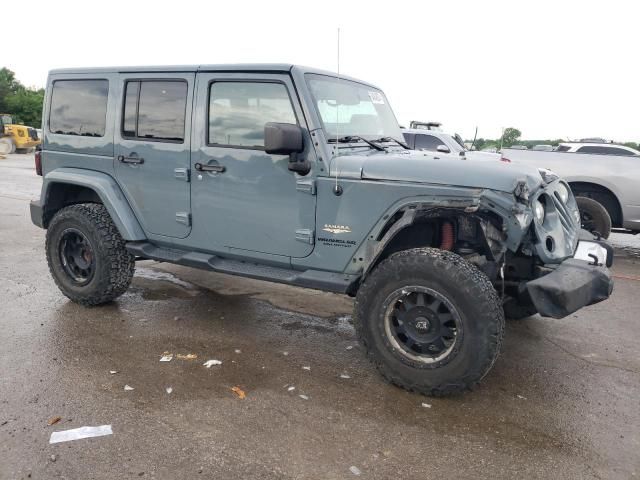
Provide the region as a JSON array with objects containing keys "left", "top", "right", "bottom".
[{"left": 132, "top": 267, "right": 201, "bottom": 300}]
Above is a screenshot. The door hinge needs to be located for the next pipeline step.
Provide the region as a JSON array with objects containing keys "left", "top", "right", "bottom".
[
  {"left": 175, "top": 212, "right": 191, "bottom": 226},
  {"left": 174, "top": 168, "right": 190, "bottom": 182},
  {"left": 296, "top": 178, "right": 316, "bottom": 195},
  {"left": 295, "top": 228, "right": 315, "bottom": 245}
]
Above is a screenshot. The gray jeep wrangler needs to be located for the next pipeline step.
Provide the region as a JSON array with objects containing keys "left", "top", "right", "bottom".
[{"left": 30, "top": 64, "right": 613, "bottom": 396}]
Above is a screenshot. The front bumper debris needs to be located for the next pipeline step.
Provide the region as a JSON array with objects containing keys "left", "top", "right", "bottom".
[{"left": 526, "top": 258, "right": 613, "bottom": 319}]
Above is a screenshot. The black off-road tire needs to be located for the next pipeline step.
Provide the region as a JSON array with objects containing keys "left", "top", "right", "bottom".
[
  {"left": 46, "top": 203, "right": 135, "bottom": 306},
  {"left": 503, "top": 297, "right": 538, "bottom": 321},
  {"left": 354, "top": 248, "right": 504, "bottom": 397},
  {"left": 576, "top": 196, "right": 611, "bottom": 239}
]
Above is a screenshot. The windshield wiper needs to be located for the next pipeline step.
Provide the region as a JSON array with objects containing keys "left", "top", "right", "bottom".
[
  {"left": 374, "top": 137, "right": 410, "bottom": 149},
  {"left": 328, "top": 135, "right": 386, "bottom": 152}
]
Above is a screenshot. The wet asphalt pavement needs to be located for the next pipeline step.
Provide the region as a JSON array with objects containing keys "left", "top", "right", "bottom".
[{"left": 1, "top": 154, "right": 639, "bottom": 479}]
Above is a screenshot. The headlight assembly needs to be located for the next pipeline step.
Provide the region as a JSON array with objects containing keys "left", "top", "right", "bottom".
[
  {"left": 534, "top": 200, "right": 545, "bottom": 223},
  {"left": 557, "top": 183, "right": 570, "bottom": 203},
  {"left": 573, "top": 208, "right": 581, "bottom": 225}
]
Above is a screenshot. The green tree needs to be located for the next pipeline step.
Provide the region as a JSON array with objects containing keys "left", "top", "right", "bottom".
[
  {"left": 0, "top": 67, "right": 44, "bottom": 127},
  {"left": 0, "top": 68, "right": 22, "bottom": 112},
  {"left": 472, "top": 138, "right": 486, "bottom": 150},
  {"left": 499, "top": 127, "right": 522, "bottom": 148}
]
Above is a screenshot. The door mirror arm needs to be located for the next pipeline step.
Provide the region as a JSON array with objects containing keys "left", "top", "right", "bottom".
[{"left": 287, "top": 153, "right": 311, "bottom": 175}]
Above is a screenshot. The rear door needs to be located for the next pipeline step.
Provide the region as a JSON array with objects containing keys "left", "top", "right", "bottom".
[{"left": 114, "top": 73, "right": 194, "bottom": 238}]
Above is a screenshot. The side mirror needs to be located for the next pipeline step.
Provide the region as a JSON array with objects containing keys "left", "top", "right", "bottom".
[
  {"left": 264, "top": 122, "right": 303, "bottom": 155},
  {"left": 436, "top": 145, "right": 451, "bottom": 153},
  {"left": 264, "top": 122, "right": 310, "bottom": 175}
]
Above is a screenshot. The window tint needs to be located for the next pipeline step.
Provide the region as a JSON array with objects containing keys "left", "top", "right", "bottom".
[
  {"left": 577, "top": 146, "right": 635, "bottom": 156},
  {"left": 556, "top": 145, "right": 571, "bottom": 152},
  {"left": 122, "top": 80, "right": 187, "bottom": 142},
  {"left": 49, "top": 80, "right": 108, "bottom": 137},
  {"left": 414, "top": 134, "right": 446, "bottom": 151},
  {"left": 208, "top": 82, "right": 296, "bottom": 148}
]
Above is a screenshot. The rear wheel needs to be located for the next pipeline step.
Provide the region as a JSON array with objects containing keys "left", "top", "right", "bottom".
[
  {"left": 5, "top": 138, "right": 16, "bottom": 154},
  {"left": 0, "top": 137, "right": 12, "bottom": 155},
  {"left": 46, "top": 203, "right": 135, "bottom": 305},
  {"left": 576, "top": 196, "right": 611, "bottom": 239},
  {"left": 354, "top": 248, "right": 504, "bottom": 396}
]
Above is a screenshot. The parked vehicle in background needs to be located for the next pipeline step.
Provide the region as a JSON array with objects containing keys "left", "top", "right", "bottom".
[
  {"left": 407, "top": 120, "right": 443, "bottom": 131},
  {"left": 532, "top": 144, "right": 554, "bottom": 151},
  {"left": 402, "top": 127, "right": 503, "bottom": 162},
  {"left": 555, "top": 141, "right": 640, "bottom": 156},
  {"left": 502, "top": 146, "right": 640, "bottom": 237},
  {"left": 0, "top": 114, "right": 41, "bottom": 153},
  {"left": 30, "top": 64, "right": 613, "bottom": 396}
]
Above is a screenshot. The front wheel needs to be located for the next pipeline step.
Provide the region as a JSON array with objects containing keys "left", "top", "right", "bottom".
[
  {"left": 46, "top": 203, "right": 135, "bottom": 306},
  {"left": 354, "top": 248, "right": 504, "bottom": 396}
]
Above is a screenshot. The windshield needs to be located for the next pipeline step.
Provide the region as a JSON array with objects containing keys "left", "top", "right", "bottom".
[
  {"left": 306, "top": 74, "right": 402, "bottom": 141},
  {"left": 1, "top": 115, "right": 12, "bottom": 125}
]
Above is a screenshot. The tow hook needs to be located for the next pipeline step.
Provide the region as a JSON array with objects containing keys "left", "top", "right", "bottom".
[{"left": 588, "top": 253, "right": 602, "bottom": 267}]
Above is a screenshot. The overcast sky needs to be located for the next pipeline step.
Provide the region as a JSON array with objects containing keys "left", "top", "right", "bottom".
[{"left": 5, "top": 0, "right": 638, "bottom": 141}]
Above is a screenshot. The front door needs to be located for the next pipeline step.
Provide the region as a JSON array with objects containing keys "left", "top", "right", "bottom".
[
  {"left": 114, "top": 73, "right": 194, "bottom": 238},
  {"left": 191, "top": 73, "right": 316, "bottom": 258}
]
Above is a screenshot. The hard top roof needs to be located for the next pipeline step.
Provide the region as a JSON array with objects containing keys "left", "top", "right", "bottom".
[{"left": 48, "top": 64, "right": 380, "bottom": 89}]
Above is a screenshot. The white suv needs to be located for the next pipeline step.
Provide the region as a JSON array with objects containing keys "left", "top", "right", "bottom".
[{"left": 401, "top": 128, "right": 502, "bottom": 162}]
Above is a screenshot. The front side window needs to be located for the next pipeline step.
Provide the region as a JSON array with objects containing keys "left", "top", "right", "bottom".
[
  {"left": 415, "top": 134, "right": 447, "bottom": 152},
  {"left": 208, "top": 82, "right": 297, "bottom": 148},
  {"left": 306, "top": 74, "right": 402, "bottom": 140},
  {"left": 49, "top": 79, "right": 108, "bottom": 137},
  {"left": 556, "top": 145, "right": 571, "bottom": 152},
  {"left": 122, "top": 80, "right": 187, "bottom": 142}
]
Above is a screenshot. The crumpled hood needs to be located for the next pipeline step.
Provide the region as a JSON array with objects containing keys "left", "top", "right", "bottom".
[{"left": 329, "top": 150, "right": 543, "bottom": 193}]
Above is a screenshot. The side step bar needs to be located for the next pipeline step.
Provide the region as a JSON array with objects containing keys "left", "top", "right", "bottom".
[{"left": 126, "top": 242, "right": 359, "bottom": 295}]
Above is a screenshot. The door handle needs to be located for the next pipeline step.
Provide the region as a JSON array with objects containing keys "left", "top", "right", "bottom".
[
  {"left": 195, "top": 162, "right": 225, "bottom": 173},
  {"left": 117, "top": 155, "right": 144, "bottom": 165}
]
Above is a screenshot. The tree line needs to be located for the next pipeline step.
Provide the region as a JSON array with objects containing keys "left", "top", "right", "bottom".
[
  {"left": 469, "top": 127, "right": 640, "bottom": 151},
  {"left": 0, "top": 68, "right": 44, "bottom": 127}
]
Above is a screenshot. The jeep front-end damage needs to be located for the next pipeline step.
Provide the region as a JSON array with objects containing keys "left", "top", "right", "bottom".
[
  {"left": 355, "top": 192, "right": 520, "bottom": 286},
  {"left": 352, "top": 185, "right": 613, "bottom": 319}
]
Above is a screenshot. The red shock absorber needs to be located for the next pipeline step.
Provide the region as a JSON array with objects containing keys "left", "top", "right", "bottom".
[{"left": 440, "top": 221, "right": 454, "bottom": 251}]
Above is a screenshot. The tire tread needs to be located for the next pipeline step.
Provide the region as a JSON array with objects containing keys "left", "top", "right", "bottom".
[
  {"left": 45, "top": 203, "right": 134, "bottom": 306},
  {"left": 354, "top": 247, "right": 504, "bottom": 396}
]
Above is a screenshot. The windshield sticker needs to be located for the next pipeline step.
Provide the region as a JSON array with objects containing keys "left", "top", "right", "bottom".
[{"left": 368, "top": 91, "right": 385, "bottom": 105}]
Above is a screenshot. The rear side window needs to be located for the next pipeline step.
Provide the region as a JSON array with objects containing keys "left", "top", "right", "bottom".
[
  {"left": 122, "top": 80, "right": 187, "bottom": 142},
  {"left": 414, "top": 134, "right": 446, "bottom": 151},
  {"left": 208, "top": 82, "right": 297, "bottom": 148},
  {"left": 49, "top": 80, "right": 108, "bottom": 137}
]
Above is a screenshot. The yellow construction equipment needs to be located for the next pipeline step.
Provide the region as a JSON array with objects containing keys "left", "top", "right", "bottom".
[{"left": 0, "top": 113, "right": 41, "bottom": 154}]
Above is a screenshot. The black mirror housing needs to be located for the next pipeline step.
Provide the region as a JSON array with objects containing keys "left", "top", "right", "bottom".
[{"left": 264, "top": 122, "right": 304, "bottom": 155}]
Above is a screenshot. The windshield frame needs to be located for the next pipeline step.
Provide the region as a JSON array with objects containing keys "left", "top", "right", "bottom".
[{"left": 304, "top": 73, "right": 403, "bottom": 144}]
